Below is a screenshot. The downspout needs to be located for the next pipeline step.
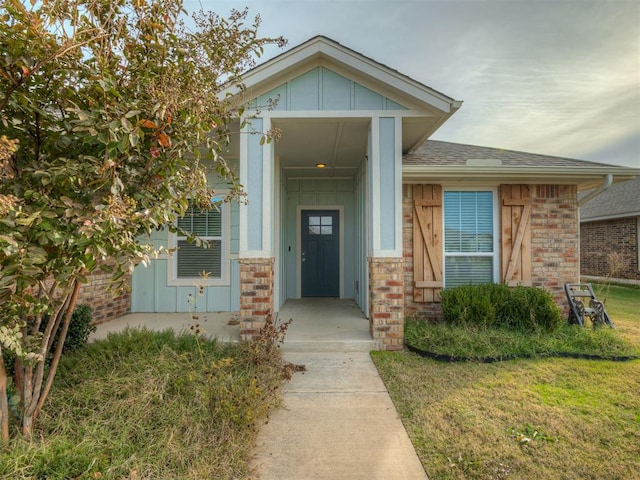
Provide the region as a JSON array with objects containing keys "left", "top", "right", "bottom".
[{"left": 578, "top": 174, "right": 613, "bottom": 207}]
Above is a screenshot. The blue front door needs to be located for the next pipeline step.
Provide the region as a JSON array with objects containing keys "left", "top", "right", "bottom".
[{"left": 301, "top": 210, "right": 339, "bottom": 297}]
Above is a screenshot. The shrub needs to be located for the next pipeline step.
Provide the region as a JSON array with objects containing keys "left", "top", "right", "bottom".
[
  {"left": 2, "top": 305, "right": 95, "bottom": 377},
  {"left": 439, "top": 284, "right": 562, "bottom": 333},
  {"left": 58, "top": 304, "right": 96, "bottom": 353}
]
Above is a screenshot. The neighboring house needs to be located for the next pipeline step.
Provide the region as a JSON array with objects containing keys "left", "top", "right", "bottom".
[
  {"left": 83, "top": 36, "right": 639, "bottom": 349},
  {"left": 580, "top": 176, "right": 640, "bottom": 284}
]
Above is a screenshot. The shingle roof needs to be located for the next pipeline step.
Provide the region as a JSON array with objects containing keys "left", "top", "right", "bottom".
[
  {"left": 580, "top": 176, "right": 640, "bottom": 221},
  {"left": 403, "top": 140, "right": 619, "bottom": 168}
]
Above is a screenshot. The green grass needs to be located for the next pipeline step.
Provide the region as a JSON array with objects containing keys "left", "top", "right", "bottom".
[
  {"left": 405, "top": 322, "right": 639, "bottom": 361},
  {"left": 372, "top": 283, "right": 640, "bottom": 480},
  {"left": 0, "top": 328, "right": 287, "bottom": 480}
]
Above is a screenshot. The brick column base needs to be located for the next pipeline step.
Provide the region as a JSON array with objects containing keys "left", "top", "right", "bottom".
[
  {"left": 369, "top": 257, "right": 405, "bottom": 351},
  {"left": 239, "top": 258, "right": 274, "bottom": 341}
]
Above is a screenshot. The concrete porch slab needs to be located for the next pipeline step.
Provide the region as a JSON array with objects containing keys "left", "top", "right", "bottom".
[{"left": 91, "top": 311, "right": 240, "bottom": 342}]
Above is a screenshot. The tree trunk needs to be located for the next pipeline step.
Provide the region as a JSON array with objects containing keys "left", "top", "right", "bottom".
[
  {"left": 21, "top": 412, "right": 32, "bottom": 440},
  {"left": 21, "top": 279, "right": 81, "bottom": 439},
  {"left": 0, "top": 352, "right": 9, "bottom": 442},
  {"left": 36, "top": 280, "right": 80, "bottom": 415}
]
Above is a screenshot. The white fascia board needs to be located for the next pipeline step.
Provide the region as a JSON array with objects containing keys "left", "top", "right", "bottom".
[
  {"left": 253, "top": 110, "right": 435, "bottom": 119},
  {"left": 402, "top": 166, "right": 640, "bottom": 188}
]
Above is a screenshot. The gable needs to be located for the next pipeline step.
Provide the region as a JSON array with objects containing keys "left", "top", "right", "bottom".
[
  {"left": 228, "top": 36, "right": 460, "bottom": 116},
  {"left": 248, "top": 66, "right": 410, "bottom": 112}
]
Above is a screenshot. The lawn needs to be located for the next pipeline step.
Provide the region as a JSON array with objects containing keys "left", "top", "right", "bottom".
[
  {"left": 0, "top": 328, "right": 287, "bottom": 480},
  {"left": 372, "top": 284, "right": 640, "bottom": 480}
]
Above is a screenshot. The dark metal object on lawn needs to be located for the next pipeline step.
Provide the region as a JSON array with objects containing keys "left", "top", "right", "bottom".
[{"left": 564, "top": 283, "right": 614, "bottom": 328}]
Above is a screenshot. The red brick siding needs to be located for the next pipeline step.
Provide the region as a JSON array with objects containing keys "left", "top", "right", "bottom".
[
  {"left": 238, "top": 258, "right": 274, "bottom": 340},
  {"left": 402, "top": 184, "right": 579, "bottom": 317},
  {"left": 368, "top": 257, "right": 405, "bottom": 350},
  {"left": 530, "top": 185, "right": 579, "bottom": 312},
  {"left": 580, "top": 217, "right": 639, "bottom": 280},
  {"left": 77, "top": 271, "right": 131, "bottom": 324}
]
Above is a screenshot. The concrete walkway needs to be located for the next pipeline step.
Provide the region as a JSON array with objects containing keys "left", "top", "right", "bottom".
[
  {"left": 92, "top": 299, "right": 428, "bottom": 479},
  {"left": 251, "top": 348, "right": 428, "bottom": 480},
  {"left": 251, "top": 299, "right": 428, "bottom": 479}
]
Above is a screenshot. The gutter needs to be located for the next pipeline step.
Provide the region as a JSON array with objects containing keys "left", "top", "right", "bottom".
[
  {"left": 402, "top": 166, "right": 638, "bottom": 189},
  {"left": 578, "top": 174, "right": 613, "bottom": 207}
]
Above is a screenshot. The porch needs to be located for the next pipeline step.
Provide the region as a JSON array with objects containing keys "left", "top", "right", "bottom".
[{"left": 93, "top": 299, "right": 376, "bottom": 351}]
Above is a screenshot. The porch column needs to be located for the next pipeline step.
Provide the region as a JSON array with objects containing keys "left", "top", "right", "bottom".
[
  {"left": 239, "top": 116, "right": 275, "bottom": 340},
  {"left": 368, "top": 116, "right": 405, "bottom": 350}
]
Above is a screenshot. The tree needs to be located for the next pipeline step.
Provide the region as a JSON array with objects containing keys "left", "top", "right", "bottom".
[{"left": 0, "top": 0, "right": 285, "bottom": 440}]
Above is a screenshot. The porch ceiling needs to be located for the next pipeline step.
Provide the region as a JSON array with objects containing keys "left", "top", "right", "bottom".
[
  {"left": 273, "top": 117, "right": 436, "bottom": 178},
  {"left": 274, "top": 118, "right": 368, "bottom": 178}
]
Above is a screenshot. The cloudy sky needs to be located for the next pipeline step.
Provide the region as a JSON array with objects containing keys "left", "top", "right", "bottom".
[{"left": 185, "top": 0, "right": 639, "bottom": 167}]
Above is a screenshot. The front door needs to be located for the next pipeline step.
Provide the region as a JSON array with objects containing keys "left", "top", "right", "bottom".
[{"left": 301, "top": 210, "right": 339, "bottom": 297}]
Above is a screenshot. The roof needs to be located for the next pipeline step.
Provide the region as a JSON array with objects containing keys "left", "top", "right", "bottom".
[
  {"left": 403, "top": 140, "right": 618, "bottom": 167},
  {"left": 580, "top": 176, "right": 640, "bottom": 221},
  {"left": 402, "top": 140, "right": 640, "bottom": 189}
]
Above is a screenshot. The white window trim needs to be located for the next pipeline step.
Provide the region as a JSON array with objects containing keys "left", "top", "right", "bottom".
[
  {"left": 442, "top": 187, "right": 500, "bottom": 288},
  {"left": 167, "top": 200, "right": 231, "bottom": 287}
]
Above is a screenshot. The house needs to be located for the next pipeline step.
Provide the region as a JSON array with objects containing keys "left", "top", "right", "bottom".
[
  {"left": 580, "top": 176, "right": 640, "bottom": 284},
  {"left": 81, "top": 36, "right": 639, "bottom": 348}
]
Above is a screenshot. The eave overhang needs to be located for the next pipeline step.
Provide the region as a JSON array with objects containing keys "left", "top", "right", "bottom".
[{"left": 402, "top": 166, "right": 639, "bottom": 190}]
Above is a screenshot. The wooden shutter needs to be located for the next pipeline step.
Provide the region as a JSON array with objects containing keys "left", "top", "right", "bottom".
[
  {"left": 501, "top": 185, "right": 532, "bottom": 286},
  {"left": 413, "top": 185, "right": 443, "bottom": 302}
]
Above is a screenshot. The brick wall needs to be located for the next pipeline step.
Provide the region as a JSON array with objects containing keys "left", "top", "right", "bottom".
[
  {"left": 530, "top": 185, "right": 579, "bottom": 311},
  {"left": 368, "top": 257, "right": 404, "bottom": 351},
  {"left": 581, "top": 217, "right": 639, "bottom": 281},
  {"left": 402, "top": 184, "right": 580, "bottom": 317},
  {"left": 76, "top": 271, "right": 131, "bottom": 324},
  {"left": 239, "top": 257, "right": 274, "bottom": 341}
]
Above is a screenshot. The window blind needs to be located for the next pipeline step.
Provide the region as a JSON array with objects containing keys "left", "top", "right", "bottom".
[
  {"left": 176, "top": 205, "right": 223, "bottom": 279},
  {"left": 444, "top": 191, "right": 494, "bottom": 287}
]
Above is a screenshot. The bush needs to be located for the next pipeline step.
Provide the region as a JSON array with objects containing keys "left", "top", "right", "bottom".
[
  {"left": 439, "top": 284, "right": 563, "bottom": 333},
  {"left": 58, "top": 304, "right": 96, "bottom": 353},
  {"left": 2, "top": 305, "right": 95, "bottom": 376}
]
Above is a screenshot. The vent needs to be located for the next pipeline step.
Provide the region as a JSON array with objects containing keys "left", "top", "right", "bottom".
[{"left": 466, "top": 159, "right": 503, "bottom": 167}]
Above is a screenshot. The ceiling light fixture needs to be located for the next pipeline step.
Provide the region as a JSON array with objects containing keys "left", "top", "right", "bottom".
[{"left": 315, "top": 162, "right": 327, "bottom": 169}]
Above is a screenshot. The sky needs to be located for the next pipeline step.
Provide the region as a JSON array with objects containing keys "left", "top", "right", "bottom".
[{"left": 184, "top": 0, "right": 640, "bottom": 168}]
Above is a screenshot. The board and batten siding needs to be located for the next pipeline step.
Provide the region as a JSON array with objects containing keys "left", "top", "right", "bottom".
[
  {"left": 249, "top": 67, "right": 408, "bottom": 112},
  {"left": 131, "top": 201, "right": 241, "bottom": 313}
]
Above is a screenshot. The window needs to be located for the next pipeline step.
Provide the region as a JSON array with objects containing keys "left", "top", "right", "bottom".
[
  {"left": 444, "top": 190, "right": 497, "bottom": 287},
  {"left": 171, "top": 202, "right": 227, "bottom": 283},
  {"left": 308, "top": 215, "right": 333, "bottom": 235}
]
